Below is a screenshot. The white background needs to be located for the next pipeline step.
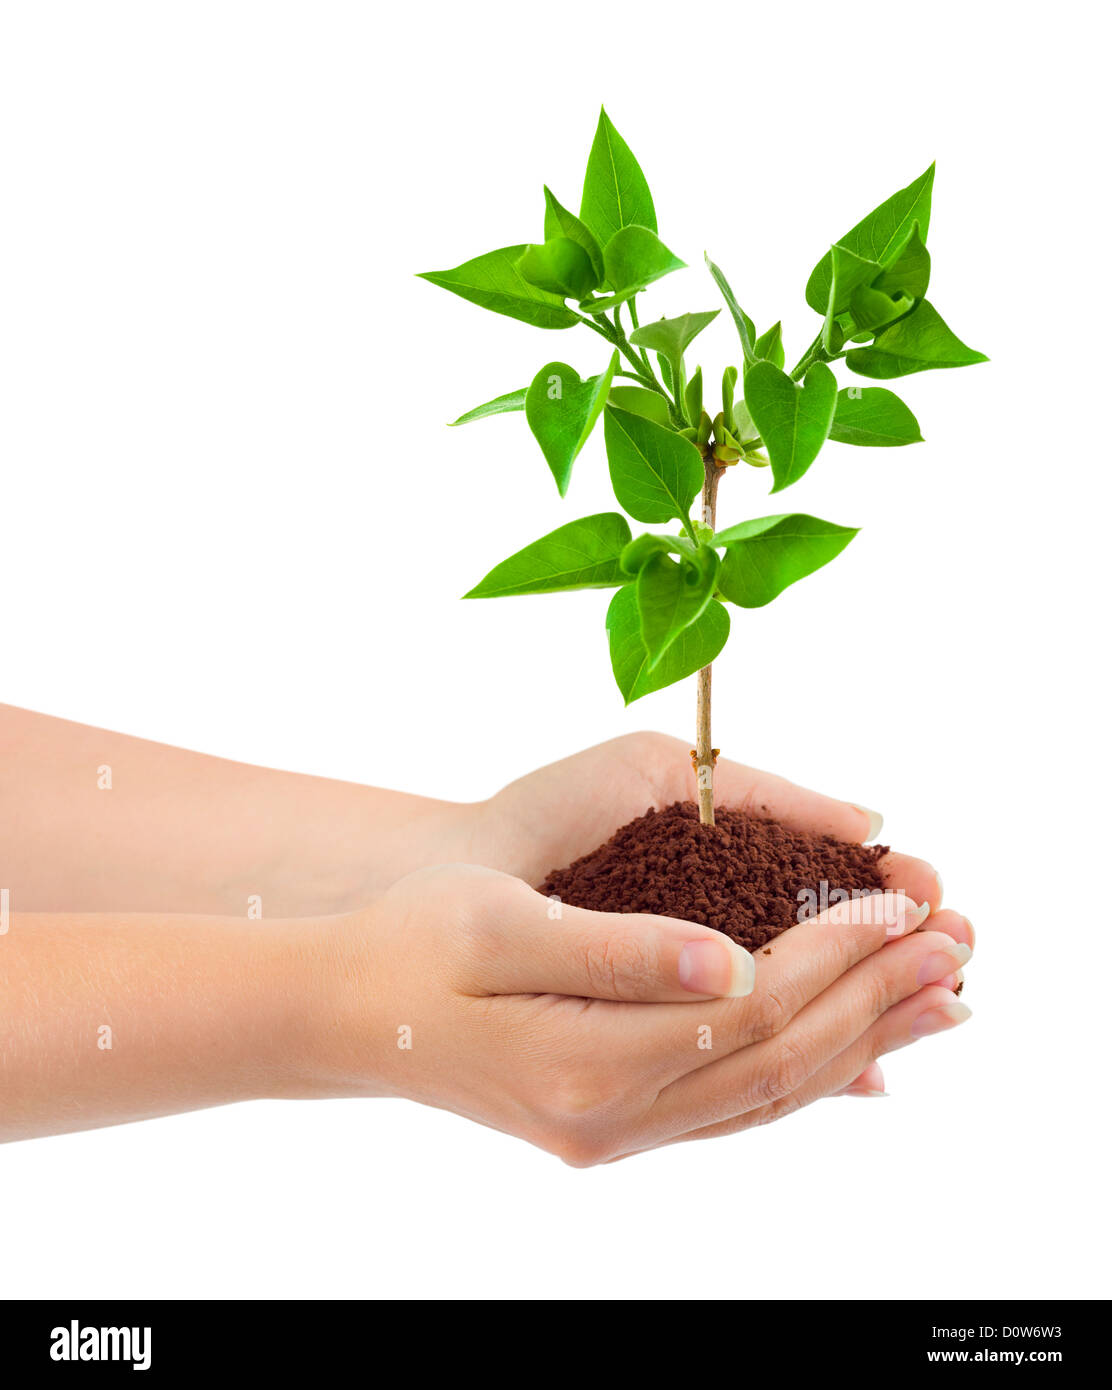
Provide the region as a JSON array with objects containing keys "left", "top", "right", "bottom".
[{"left": 1, "top": 1, "right": 1107, "bottom": 1299}]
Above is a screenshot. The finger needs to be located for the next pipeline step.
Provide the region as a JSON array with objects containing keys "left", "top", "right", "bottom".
[
  {"left": 725, "top": 893, "right": 937, "bottom": 1041},
  {"left": 525, "top": 898, "right": 965, "bottom": 1085},
  {"left": 712, "top": 754, "right": 881, "bottom": 843},
  {"left": 835, "top": 1060, "right": 887, "bottom": 1097},
  {"left": 655, "top": 986, "right": 970, "bottom": 1150},
  {"left": 634, "top": 930, "right": 970, "bottom": 1145},
  {"left": 467, "top": 880, "right": 756, "bottom": 1003},
  {"left": 878, "top": 850, "right": 946, "bottom": 914},
  {"left": 683, "top": 898, "right": 968, "bottom": 1071}
]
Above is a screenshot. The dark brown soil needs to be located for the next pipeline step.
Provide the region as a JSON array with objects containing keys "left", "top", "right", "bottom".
[{"left": 539, "top": 800, "right": 890, "bottom": 953}]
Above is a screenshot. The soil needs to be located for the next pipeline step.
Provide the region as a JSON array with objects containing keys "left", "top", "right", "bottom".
[{"left": 539, "top": 800, "right": 891, "bottom": 953}]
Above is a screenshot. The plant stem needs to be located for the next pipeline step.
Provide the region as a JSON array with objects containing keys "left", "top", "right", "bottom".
[{"left": 695, "top": 451, "right": 724, "bottom": 827}]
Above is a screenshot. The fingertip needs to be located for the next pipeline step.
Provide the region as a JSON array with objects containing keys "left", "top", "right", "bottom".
[
  {"left": 850, "top": 803, "right": 884, "bottom": 842},
  {"left": 677, "top": 934, "right": 755, "bottom": 999}
]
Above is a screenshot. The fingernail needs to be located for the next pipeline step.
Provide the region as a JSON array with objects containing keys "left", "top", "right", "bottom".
[
  {"left": 911, "top": 999, "right": 972, "bottom": 1038},
  {"left": 886, "top": 898, "right": 930, "bottom": 936},
  {"left": 934, "top": 870, "right": 945, "bottom": 903},
  {"left": 936, "top": 968, "right": 965, "bottom": 992},
  {"left": 678, "top": 938, "right": 755, "bottom": 998},
  {"left": 852, "top": 804, "right": 884, "bottom": 841},
  {"left": 917, "top": 942, "right": 972, "bottom": 987},
  {"left": 843, "top": 1087, "right": 889, "bottom": 1098}
]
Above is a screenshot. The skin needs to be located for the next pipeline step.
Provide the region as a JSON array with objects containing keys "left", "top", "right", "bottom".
[{"left": 0, "top": 707, "right": 973, "bottom": 1158}]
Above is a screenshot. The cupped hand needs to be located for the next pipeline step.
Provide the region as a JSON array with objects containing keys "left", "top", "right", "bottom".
[
  {"left": 469, "top": 732, "right": 958, "bottom": 941},
  {"left": 309, "top": 864, "right": 972, "bottom": 1165}
]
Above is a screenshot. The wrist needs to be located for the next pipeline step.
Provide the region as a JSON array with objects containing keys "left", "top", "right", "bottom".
[
  {"left": 268, "top": 902, "right": 399, "bottom": 1102},
  {"left": 340, "top": 791, "right": 487, "bottom": 907}
]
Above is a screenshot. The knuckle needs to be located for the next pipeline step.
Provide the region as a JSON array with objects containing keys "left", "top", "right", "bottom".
[
  {"left": 544, "top": 1072, "right": 618, "bottom": 1123},
  {"left": 536, "top": 1114, "right": 613, "bottom": 1168},
  {"left": 583, "top": 929, "right": 658, "bottom": 1002},
  {"left": 555, "top": 1130, "right": 612, "bottom": 1169},
  {"left": 863, "top": 961, "right": 901, "bottom": 1018},
  {"left": 757, "top": 1088, "right": 807, "bottom": 1127},
  {"left": 746, "top": 987, "right": 793, "bottom": 1043},
  {"left": 536, "top": 1063, "right": 625, "bottom": 1165},
  {"left": 753, "top": 1035, "right": 810, "bottom": 1105}
]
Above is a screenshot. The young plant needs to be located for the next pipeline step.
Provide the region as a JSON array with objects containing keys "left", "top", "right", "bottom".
[{"left": 421, "top": 109, "right": 985, "bottom": 827}]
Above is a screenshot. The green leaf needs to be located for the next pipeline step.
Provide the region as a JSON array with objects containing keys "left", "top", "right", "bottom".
[
  {"left": 704, "top": 254, "right": 756, "bottom": 363},
  {"left": 619, "top": 532, "right": 684, "bottom": 575},
  {"left": 822, "top": 244, "right": 884, "bottom": 348},
  {"left": 637, "top": 547, "right": 720, "bottom": 668},
  {"left": 743, "top": 361, "right": 838, "bottom": 494},
  {"left": 464, "top": 512, "right": 632, "bottom": 598},
  {"left": 849, "top": 283, "right": 914, "bottom": 335},
  {"left": 418, "top": 246, "right": 579, "bottom": 329},
  {"left": 602, "top": 225, "right": 685, "bottom": 293},
  {"left": 806, "top": 163, "right": 936, "bottom": 314},
  {"left": 608, "top": 384, "right": 672, "bottom": 426},
  {"left": 603, "top": 406, "right": 704, "bottom": 524},
  {"left": 732, "top": 396, "right": 758, "bottom": 444},
  {"left": 606, "top": 584, "right": 730, "bottom": 704},
  {"left": 525, "top": 353, "right": 618, "bottom": 496},
  {"left": 579, "top": 107, "right": 657, "bottom": 251},
  {"left": 517, "top": 238, "right": 598, "bottom": 299},
  {"left": 828, "top": 387, "right": 923, "bottom": 446},
  {"left": 722, "top": 365, "right": 738, "bottom": 429},
  {"left": 846, "top": 300, "right": 988, "bottom": 378},
  {"left": 577, "top": 286, "right": 642, "bottom": 313},
  {"left": 629, "top": 310, "right": 719, "bottom": 384},
  {"left": 619, "top": 530, "right": 681, "bottom": 575},
  {"left": 753, "top": 322, "right": 785, "bottom": 369},
  {"left": 449, "top": 388, "right": 527, "bottom": 426},
  {"left": 683, "top": 365, "right": 703, "bottom": 428},
  {"left": 875, "top": 225, "right": 930, "bottom": 300},
  {"left": 543, "top": 186, "right": 604, "bottom": 282},
  {"left": 715, "top": 514, "right": 858, "bottom": 608},
  {"left": 826, "top": 243, "right": 883, "bottom": 318}
]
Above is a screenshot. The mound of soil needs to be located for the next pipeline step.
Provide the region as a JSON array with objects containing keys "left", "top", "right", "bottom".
[{"left": 539, "top": 800, "right": 889, "bottom": 953}]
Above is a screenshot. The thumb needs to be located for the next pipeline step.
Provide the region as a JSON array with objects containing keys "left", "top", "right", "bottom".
[{"left": 475, "top": 882, "right": 756, "bottom": 1003}]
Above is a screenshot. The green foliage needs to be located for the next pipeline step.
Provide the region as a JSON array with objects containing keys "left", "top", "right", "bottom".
[
  {"left": 846, "top": 300, "right": 988, "bottom": 378},
  {"left": 753, "top": 322, "right": 785, "bottom": 369},
  {"left": 525, "top": 354, "right": 618, "bottom": 495},
  {"left": 580, "top": 107, "right": 657, "bottom": 250},
  {"left": 543, "top": 186, "right": 604, "bottom": 282},
  {"left": 744, "top": 361, "right": 838, "bottom": 493},
  {"left": 518, "top": 238, "right": 598, "bottom": 299},
  {"left": 465, "top": 513, "right": 631, "bottom": 598},
  {"left": 418, "top": 246, "right": 579, "bottom": 329},
  {"left": 806, "top": 164, "right": 935, "bottom": 314},
  {"left": 603, "top": 406, "right": 703, "bottom": 524},
  {"left": 607, "top": 585, "right": 729, "bottom": 705},
  {"left": 449, "top": 388, "right": 527, "bottom": 426},
  {"left": 608, "top": 384, "right": 671, "bottom": 426},
  {"left": 829, "top": 388, "right": 923, "bottom": 446},
  {"left": 705, "top": 255, "right": 757, "bottom": 364},
  {"left": 636, "top": 546, "right": 720, "bottom": 668},
  {"left": 603, "top": 226, "right": 685, "bottom": 294},
  {"left": 630, "top": 311, "right": 719, "bottom": 385},
  {"left": 715, "top": 515, "right": 858, "bottom": 608},
  {"left": 423, "top": 113, "right": 984, "bottom": 703}
]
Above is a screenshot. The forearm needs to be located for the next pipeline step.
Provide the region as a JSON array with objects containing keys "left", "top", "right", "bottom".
[
  {"left": 0, "top": 907, "right": 365, "bottom": 1142},
  {"left": 0, "top": 704, "right": 477, "bottom": 915}
]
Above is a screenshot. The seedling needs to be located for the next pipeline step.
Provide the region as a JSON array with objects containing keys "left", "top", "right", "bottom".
[{"left": 421, "top": 109, "right": 985, "bottom": 826}]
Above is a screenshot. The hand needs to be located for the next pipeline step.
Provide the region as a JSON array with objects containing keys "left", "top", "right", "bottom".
[
  {"left": 307, "top": 864, "right": 973, "bottom": 1165},
  {"left": 470, "top": 732, "right": 952, "bottom": 921}
]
